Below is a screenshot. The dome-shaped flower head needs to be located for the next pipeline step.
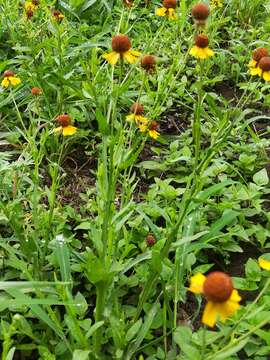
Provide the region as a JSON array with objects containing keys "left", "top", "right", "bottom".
[
  {"left": 31, "top": 87, "right": 42, "bottom": 95},
  {"left": 54, "top": 114, "right": 77, "bottom": 136},
  {"left": 126, "top": 102, "right": 149, "bottom": 124},
  {"left": 102, "top": 34, "right": 141, "bottom": 65},
  {"left": 1, "top": 70, "right": 21, "bottom": 88},
  {"left": 251, "top": 56, "right": 270, "bottom": 81},
  {"left": 249, "top": 48, "right": 268, "bottom": 73},
  {"left": 156, "top": 0, "right": 177, "bottom": 20},
  {"left": 141, "top": 55, "right": 156, "bottom": 73},
  {"left": 192, "top": 3, "right": 210, "bottom": 26},
  {"left": 146, "top": 234, "right": 156, "bottom": 247},
  {"left": 190, "top": 34, "right": 214, "bottom": 59},
  {"left": 189, "top": 271, "right": 241, "bottom": 327}
]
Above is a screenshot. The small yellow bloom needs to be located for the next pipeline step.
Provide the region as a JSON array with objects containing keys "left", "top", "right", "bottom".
[
  {"left": 126, "top": 114, "right": 149, "bottom": 124},
  {"left": 156, "top": 0, "right": 177, "bottom": 19},
  {"left": 189, "top": 271, "right": 241, "bottom": 328},
  {"left": 103, "top": 34, "right": 141, "bottom": 65},
  {"left": 139, "top": 120, "right": 160, "bottom": 139},
  {"left": 211, "top": 0, "right": 223, "bottom": 8},
  {"left": 1, "top": 76, "right": 21, "bottom": 88},
  {"left": 250, "top": 56, "right": 270, "bottom": 81},
  {"left": 54, "top": 125, "right": 77, "bottom": 136},
  {"left": 259, "top": 256, "right": 270, "bottom": 271},
  {"left": 24, "top": 1, "right": 36, "bottom": 11},
  {"left": 190, "top": 46, "right": 214, "bottom": 59}
]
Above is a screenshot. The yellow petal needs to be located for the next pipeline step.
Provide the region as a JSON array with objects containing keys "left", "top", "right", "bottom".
[
  {"left": 123, "top": 50, "right": 140, "bottom": 64},
  {"left": 189, "top": 46, "right": 201, "bottom": 59},
  {"left": 248, "top": 59, "right": 257, "bottom": 68},
  {"left": 126, "top": 114, "right": 136, "bottom": 122},
  {"left": 206, "top": 48, "right": 214, "bottom": 57},
  {"left": 138, "top": 124, "right": 148, "bottom": 133},
  {"left": 25, "top": 1, "right": 36, "bottom": 11},
  {"left": 263, "top": 71, "right": 270, "bottom": 81},
  {"left": 62, "top": 125, "right": 77, "bottom": 136},
  {"left": 156, "top": 7, "right": 167, "bottom": 16},
  {"left": 168, "top": 8, "right": 177, "bottom": 20},
  {"left": 9, "top": 76, "right": 21, "bottom": 86},
  {"left": 102, "top": 51, "right": 120, "bottom": 65},
  {"left": 259, "top": 257, "right": 270, "bottom": 270},
  {"left": 1, "top": 77, "right": 10, "bottom": 88},
  {"left": 217, "top": 299, "right": 240, "bottom": 322},
  {"left": 135, "top": 115, "right": 149, "bottom": 125},
  {"left": 202, "top": 301, "right": 218, "bottom": 327},
  {"left": 53, "top": 126, "right": 63, "bottom": 134},
  {"left": 129, "top": 50, "right": 141, "bottom": 57},
  {"left": 250, "top": 67, "right": 262, "bottom": 76},
  {"left": 229, "top": 289, "right": 241, "bottom": 302},
  {"left": 189, "top": 273, "right": 206, "bottom": 294},
  {"left": 149, "top": 130, "right": 160, "bottom": 139}
]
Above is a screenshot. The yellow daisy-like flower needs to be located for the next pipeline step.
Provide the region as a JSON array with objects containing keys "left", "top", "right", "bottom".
[
  {"left": 189, "top": 271, "right": 241, "bottom": 328},
  {"left": 259, "top": 255, "right": 270, "bottom": 271},
  {"left": 126, "top": 114, "right": 149, "bottom": 124},
  {"left": 190, "top": 34, "right": 214, "bottom": 60},
  {"left": 250, "top": 56, "right": 270, "bottom": 81},
  {"left": 54, "top": 114, "right": 77, "bottom": 136},
  {"left": 156, "top": 0, "right": 177, "bottom": 20},
  {"left": 211, "top": 0, "right": 223, "bottom": 8},
  {"left": 1, "top": 70, "right": 21, "bottom": 88},
  {"left": 102, "top": 34, "right": 141, "bottom": 65},
  {"left": 139, "top": 120, "right": 160, "bottom": 139},
  {"left": 24, "top": 1, "right": 36, "bottom": 11}
]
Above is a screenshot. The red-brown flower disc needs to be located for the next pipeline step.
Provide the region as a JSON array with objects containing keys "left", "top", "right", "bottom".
[
  {"left": 195, "top": 34, "right": 209, "bottom": 48},
  {"left": 4, "top": 70, "right": 14, "bottom": 77},
  {"left": 163, "top": 0, "right": 177, "bottom": 9},
  {"left": 56, "top": 114, "right": 71, "bottom": 127},
  {"left": 258, "top": 56, "right": 270, "bottom": 71},
  {"left": 27, "top": 9, "right": 34, "bottom": 18},
  {"left": 146, "top": 234, "right": 156, "bottom": 247},
  {"left": 203, "top": 272, "right": 233, "bottom": 303},
  {"left": 252, "top": 48, "right": 268, "bottom": 62},
  {"left": 192, "top": 3, "right": 210, "bottom": 20},
  {"left": 32, "top": 0, "right": 39, "bottom": 4},
  {"left": 112, "top": 35, "right": 131, "bottom": 54},
  {"left": 130, "top": 102, "right": 144, "bottom": 115},
  {"left": 150, "top": 121, "right": 158, "bottom": 131},
  {"left": 141, "top": 55, "right": 156, "bottom": 72},
  {"left": 31, "top": 87, "right": 42, "bottom": 95}
]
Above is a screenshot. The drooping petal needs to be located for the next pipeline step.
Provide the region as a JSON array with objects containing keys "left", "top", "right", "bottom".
[
  {"left": 229, "top": 289, "right": 241, "bottom": 302},
  {"left": 62, "top": 125, "right": 77, "bottom": 136},
  {"left": 248, "top": 60, "right": 257, "bottom": 68},
  {"left": 205, "top": 48, "right": 214, "bottom": 57},
  {"left": 202, "top": 301, "right": 218, "bottom": 327},
  {"left": 126, "top": 114, "right": 136, "bottom": 122},
  {"left": 53, "top": 126, "right": 63, "bottom": 133},
  {"left": 138, "top": 124, "right": 148, "bottom": 133},
  {"left": 135, "top": 115, "right": 149, "bottom": 125},
  {"left": 259, "top": 257, "right": 270, "bottom": 270},
  {"left": 189, "top": 273, "right": 206, "bottom": 294},
  {"left": 9, "top": 76, "right": 21, "bottom": 86},
  {"left": 1, "top": 77, "right": 10, "bottom": 88},
  {"left": 250, "top": 67, "right": 262, "bottom": 76},
  {"left": 156, "top": 7, "right": 167, "bottom": 16},
  {"left": 129, "top": 50, "right": 142, "bottom": 57},
  {"left": 102, "top": 51, "right": 120, "bottom": 65},
  {"left": 168, "top": 8, "right": 177, "bottom": 20},
  {"left": 123, "top": 50, "right": 140, "bottom": 64},
  {"left": 263, "top": 71, "right": 270, "bottom": 81},
  {"left": 149, "top": 130, "right": 160, "bottom": 139},
  {"left": 217, "top": 299, "right": 240, "bottom": 322}
]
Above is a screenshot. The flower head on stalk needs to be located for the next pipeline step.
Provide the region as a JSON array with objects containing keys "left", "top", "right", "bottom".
[
  {"left": 249, "top": 48, "right": 268, "bottom": 71},
  {"left": 141, "top": 55, "right": 156, "bottom": 73},
  {"left": 259, "top": 254, "right": 270, "bottom": 271},
  {"left": 31, "top": 87, "right": 42, "bottom": 96},
  {"left": 249, "top": 48, "right": 270, "bottom": 81},
  {"left": 54, "top": 114, "right": 77, "bottom": 136},
  {"left": 156, "top": 0, "right": 177, "bottom": 20},
  {"left": 53, "top": 10, "right": 65, "bottom": 22},
  {"left": 126, "top": 103, "right": 149, "bottom": 124},
  {"left": 24, "top": 1, "right": 36, "bottom": 12},
  {"left": 190, "top": 34, "right": 214, "bottom": 60},
  {"left": 102, "top": 35, "right": 141, "bottom": 65},
  {"left": 192, "top": 2, "right": 210, "bottom": 26},
  {"left": 189, "top": 271, "right": 241, "bottom": 327},
  {"left": 1, "top": 70, "right": 21, "bottom": 88},
  {"left": 139, "top": 120, "right": 160, "bottom": 139}
]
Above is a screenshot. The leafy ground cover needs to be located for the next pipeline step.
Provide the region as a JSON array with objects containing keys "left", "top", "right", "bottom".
[{"left": 1, "top": 0, "right": 270, "bottom": 359}]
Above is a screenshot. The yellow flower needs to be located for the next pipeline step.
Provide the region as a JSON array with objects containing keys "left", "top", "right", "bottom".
[
  {"left": 211, "top": 0, "right": 223, "bottom": 8},
  {"left": 190, "top": 34, "right": 214, "bottom": 60},
  {"left": 189, "top": 272, "right": 241, "bottom": 328},
  {"left": 54, "top": 114, "right": 77, "bottom": 136},
  {"left": 126, "top": 114, "right": 149, "bottom": 124},
  {"left": 24, "top": 1, "right": 36, "bottom": 11},
  {"left": 139, "top": 120, "right": 160, "bottom": 139},
  {"left": 102, "top": 34, "right": 141, "bottom": 65},
  {"left": 259, "top": 255, "right": 270, "bottom": 271},
  {"left": 156, "top": 0, "right": 177, "bottom": 20},
  {"left": 1, "top": 72, "right": 21, "bottom": 88}
]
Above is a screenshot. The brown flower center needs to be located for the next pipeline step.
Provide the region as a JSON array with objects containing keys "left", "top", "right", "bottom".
[
  {"left": 112, "top": 35, "right": 131, "bottom": 54},
  {"left": 146, "top": 234, "right": 156, "bottom": 247},
  {"left": 4, "top": 70, "right": 14, "bottom": 78},
  {"left": 195, "top": 34, "right": 209, "bottom": 48},
  {"left": 252, "top": 48, "right": 268, "bottom": 62},
  {"left": 130, "top": 102, "right": 144, "bottom": 115},
  {"left": 141, "top": 55, "right": 156, "bottom": 72},
  {"left": 163, "top": 0, "right": 177, "bottom": 9},
  {"left": 56, "top": 114, "right": 71, "bottom": 127},
  {"left": 31, "top": 87, "right": 42, "bottom": 95},
  {"left": 150, "top": 121, "right": 158, "bottom": 131},
  {"left": 203, "top": 272, "right": 233, "bottom": 303},
  {"left": 259, "top": 56, "right": 270, "bottom": 72},
  {"left": 191, "top": 3, "right": 210, "bottom": 21}
]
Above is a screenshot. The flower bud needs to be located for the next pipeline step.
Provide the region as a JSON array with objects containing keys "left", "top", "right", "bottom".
[
  {"left": 146, "top": 234, "right": 156, "bottom": 247},
  {"left": 163, "top": 0, "right": 177, "bottom": 9},
  {"left": 150, "top": 121, "right": 158, "bottom": 131},
  {"left": 259, "top": 56, "right": 270, "bottom": 71},
  {"left": 31, "top": 87, "right": 42, "bottom": 95},
  {"left": 112, "top": 35, "right": 131, "bottom": 53},
  {"left": 192, "top": 3, "right": 210, "bottom": 20},
  {"left": 130, "top": 102, "right": 144, "bottom": 115},
  {"left": 141, "top": 55, "right": 156, "bottom": 73}
]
